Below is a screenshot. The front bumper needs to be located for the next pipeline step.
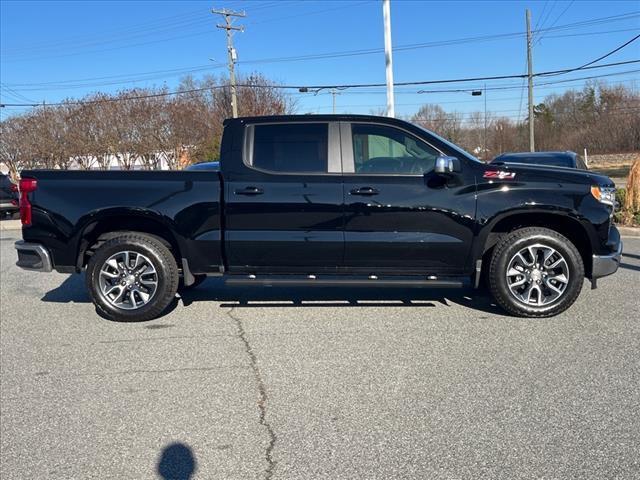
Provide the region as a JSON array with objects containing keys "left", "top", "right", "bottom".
[
  {"left": 592, "top": 239, "right": 622, "bottom": 280},
  {"left": 15, "top": 241, "right": 53, "bottom": 272}
]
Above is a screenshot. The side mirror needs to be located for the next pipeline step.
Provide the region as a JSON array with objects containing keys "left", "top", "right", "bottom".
[{"left": 434, "top": 155, "right": 461, "bottom": 175}]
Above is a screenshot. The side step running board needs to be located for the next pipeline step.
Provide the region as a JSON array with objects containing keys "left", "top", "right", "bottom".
[{"left": 225, "top": 275, "right": 467, "bottom": 288}]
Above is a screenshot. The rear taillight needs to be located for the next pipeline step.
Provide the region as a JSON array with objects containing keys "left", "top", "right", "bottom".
[{"left": 19, "top": 178, "right": 37, "bottom": 226}]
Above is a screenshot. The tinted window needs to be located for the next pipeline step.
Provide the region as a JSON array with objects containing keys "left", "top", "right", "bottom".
[
  {"left": 576, "top": 155, "right": 588, "bottom": 170},
  {"left": 352, "top": 124, "right": 439, "bottom": 174},
  {"left": 252, "top": 123, "right": 328, "bottom": 173}
]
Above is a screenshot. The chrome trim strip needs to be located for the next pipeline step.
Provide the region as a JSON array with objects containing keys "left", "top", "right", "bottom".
[
  {"left": 592, "top": 241, "right": 623, "bottom": 279},
  {"left": 328, "top": 122, "right": 342, "bottom": 173},
  {"left": 339, "top": 122, "right": 355, "bottom": 173},
  {"left": 14, "top": 241, "right": 53, "bottom": 272}
]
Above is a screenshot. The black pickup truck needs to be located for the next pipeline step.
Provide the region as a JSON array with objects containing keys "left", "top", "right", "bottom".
[{"left": 15, "top": 114, "right": 622, "bottom": 321}]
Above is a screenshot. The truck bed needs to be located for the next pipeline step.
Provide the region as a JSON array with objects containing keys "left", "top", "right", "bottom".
[{"left": 20, "top": 169, "right": 223, "bottom": 274}]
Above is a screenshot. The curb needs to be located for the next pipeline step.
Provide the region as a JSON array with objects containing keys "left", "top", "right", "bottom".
[
  {"left": 618, "top": 226, "right": 640, "bottom": 237},
  {"left": 0, "top": 220, "right": 22, "bottom": 232}
]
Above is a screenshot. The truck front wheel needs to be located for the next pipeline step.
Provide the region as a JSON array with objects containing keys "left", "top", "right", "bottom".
[
  {"left": 86, "top": 233, "right": 179, "bottom": 322},
  {"left": 488, "top": 227, "right": 584, "bottom": 317}
]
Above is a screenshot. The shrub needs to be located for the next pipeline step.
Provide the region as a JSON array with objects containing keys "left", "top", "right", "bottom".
[
  {"left": 624, "top": 159, "right": 640, "bottom": 213},
  {"left": 615, "top": 188, "right": 626, "bottom": 210},
  {"left": 615, "top": 159, "right": 640, "bottom": 226}
]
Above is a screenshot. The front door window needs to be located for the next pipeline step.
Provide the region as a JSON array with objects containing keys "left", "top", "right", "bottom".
[{"left": 352, "top": 124, "right": 439, "bottom": 175}]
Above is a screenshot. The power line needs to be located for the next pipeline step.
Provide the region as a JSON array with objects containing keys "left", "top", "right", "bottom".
[
  {"left": 302, "top": 77, "right": 638, "bottom": 97},
  {"left": 0, "top": 1, "right": 370, "bottom": 62},
  {"left": 573, "top": 33, "right": 640, "bottom": 70},
  {"left": 2, "top": 10, "right": 638, "bottom": 65},
  {"left": 4, "top": 25, "right": 634, "bottom": 92},
  {"left": 415, "top": 69, "right": 640, "bottom": 94},
  {"left": 5, "top": 64, "right": 224, "bottom": 89},
  {"left": 6, "top": 25, "right": 635, "bottom": 93},
  {"left": 247, "top": 0, "right": 372, "bottom": 25},
  {"left": 0, "top": 1, "right": 270, "bottom": 57},
  {"left": 269, "top": 60, "right": 640, "bottom": 90},
  {"left": 533, "top": 1, "right": 550, "bottom": 37},
  {"left": 4, "top": 21, "right": 639, "bottom": 90},
  {"left": 2, "top": 61, "right": 638, "bottom": 109},
  {"left": 539, "top": 33, "right": 640, "bottom": 79},
  {"left": 545, "top": 27, "right": 639, "bottom": 39},
  {"left": 234, "top": 15, "right": 640, "bottom": 67},
  {"left": 536, "top": 0, "right": 575, "bottom": 45},
  {"left": 9, "top": 56, "right": 637, "bottom": 98},
  {"left": 0, "top": 8, "right": 208, "bottom": 55},
  {"left": 304, "top": 78, "right": 638, "bottom": 98},
  {"left": 0, "top": 84, "right": 37, "bottom": 104},
  {"left": 537, "top": 1, "right": 558, "bottom": 41}
]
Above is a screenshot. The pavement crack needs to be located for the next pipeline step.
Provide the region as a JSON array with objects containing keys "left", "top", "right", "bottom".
[{"left": 227, "top": 307, "right": 277, "bottom": 480}]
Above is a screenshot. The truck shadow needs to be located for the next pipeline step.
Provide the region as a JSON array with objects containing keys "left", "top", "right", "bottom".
[{"left": 42, "top": 274, "right": 503, "bottom": 317}]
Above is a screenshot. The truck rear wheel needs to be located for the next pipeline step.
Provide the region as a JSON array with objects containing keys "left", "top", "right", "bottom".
[
  {"left": 488, "top": 227, "right": 584, "bottom": 317},
  {"left": 86, "top": 233, "right": 179, "bottom": 322}
]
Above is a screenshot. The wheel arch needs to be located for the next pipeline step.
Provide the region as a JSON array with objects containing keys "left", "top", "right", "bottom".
[
  {"left": 478, "top": 211, "right": 594, "bottom": 278},
  {"left": 76, "top": 209, "right": 183, "bottom": 271}
]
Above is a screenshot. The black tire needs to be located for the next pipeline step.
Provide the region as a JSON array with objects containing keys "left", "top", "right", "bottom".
[
  {"left": 86, "top": 233, "right": 179, "bottom": 322},
  {"left": 488, "top": 227, "right": 584, "bottom": 318},
  {"left": 178, "top": 274, "right": 207, "bottom": 291}
]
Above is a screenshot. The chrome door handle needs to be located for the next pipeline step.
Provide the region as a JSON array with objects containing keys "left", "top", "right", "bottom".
[
  {"left": 234, "top": 186, "right": 264, "bottom": 196},
  {"left": 350, "top": 187, "right": 379, "bottom": 196}
]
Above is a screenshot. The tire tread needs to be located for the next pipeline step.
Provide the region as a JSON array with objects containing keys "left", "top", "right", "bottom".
[
  {"left": 488, "top": 227, "right": 584, "bottom": 318},
  {"left": 86, "top": 232, "right": 179, "bottom": 322}
]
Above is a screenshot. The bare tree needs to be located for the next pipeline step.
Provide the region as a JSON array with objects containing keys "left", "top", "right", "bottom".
[
  {"left": 2, "top": 77, "right": 636, "bottom": 173},
  {"left": 411, "top": 104, "right": 464, "bottom": 144}
]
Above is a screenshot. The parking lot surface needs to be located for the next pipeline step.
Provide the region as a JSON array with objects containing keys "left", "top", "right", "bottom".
[{"left": 1, "top": 233, "right": 639, "bottom": 479}]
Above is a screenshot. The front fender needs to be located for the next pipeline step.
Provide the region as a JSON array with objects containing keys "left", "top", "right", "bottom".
[{"left": 470, "top": 180, "right": 601, "bottom": 265}]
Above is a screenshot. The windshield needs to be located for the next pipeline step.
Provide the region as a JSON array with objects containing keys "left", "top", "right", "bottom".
[{"left": 412, "top": 123, "right": 482, "bottom": 163}]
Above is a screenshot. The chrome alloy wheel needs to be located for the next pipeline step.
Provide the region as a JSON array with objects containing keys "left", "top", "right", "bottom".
[
  {"left": 98, "top": 250, "right": 158, "bottom": 310},
  {"left": 506, "top": 243, "right": 569, "bottom": 307}
]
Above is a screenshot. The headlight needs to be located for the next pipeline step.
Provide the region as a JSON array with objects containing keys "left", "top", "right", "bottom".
[{"left": 590, "top": 185, "right": 616, "bottom": 206}]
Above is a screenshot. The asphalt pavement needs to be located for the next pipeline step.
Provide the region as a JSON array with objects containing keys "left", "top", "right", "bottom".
[{"left": 1, "top": 233, "right": 639, "bottom": 479}]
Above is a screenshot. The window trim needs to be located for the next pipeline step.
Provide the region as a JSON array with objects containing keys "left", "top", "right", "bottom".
[
  {"left": 341, "top": 121, "right": 445, "bottom": 177},
  {"left": 242, "top": 121, "right": 342, "bottom": 176}
]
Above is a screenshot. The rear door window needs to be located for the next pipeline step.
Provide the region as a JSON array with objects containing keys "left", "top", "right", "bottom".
[{"left": 250, "top": 123, "right": 328, "bottom": 173}]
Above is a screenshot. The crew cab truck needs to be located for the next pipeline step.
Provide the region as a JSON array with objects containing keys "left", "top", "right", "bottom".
[{"left": 15, "top": 115, "right": 622, "bottom": 322}]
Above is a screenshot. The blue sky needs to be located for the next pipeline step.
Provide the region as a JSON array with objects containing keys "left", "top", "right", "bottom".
[{"left": 1, "top": 0, "right": 639, "bottom": 122}]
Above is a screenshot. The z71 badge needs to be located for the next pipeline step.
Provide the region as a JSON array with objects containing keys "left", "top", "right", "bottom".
[{"left": 483, "top": 171, "right": 516, "bottom": 180}]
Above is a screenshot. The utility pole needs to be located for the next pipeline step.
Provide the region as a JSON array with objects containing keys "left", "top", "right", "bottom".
[
  {"left": 526, "top": 9, "right": 535, "bottom": 152},
  {"left": 483, "top": 83, "right": 487, "bottom": 158},
  {"left": 382, "top": 0, "right": 395, "bottom": 118},
  {"left": 212, "top": 8, "right": 245, "bottom": 118},
  {"left": 330, "top": 89, "right": 341, "bottom": 114}
]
